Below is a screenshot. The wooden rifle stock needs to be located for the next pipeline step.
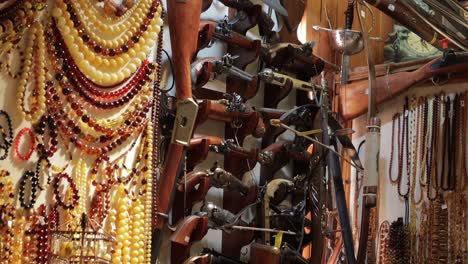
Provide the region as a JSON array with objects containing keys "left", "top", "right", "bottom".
[
  {"left": 170, "top": 215, "right": 209, "bottom": 264},
  {"left": 154, "top": 2, "right": 203, "bottom": 259},
  {"left": 340, "top": 54, "right": 468, "bottom": 120},
  {"left": 365, "top": 0, "right": 459, "bottom": 50}
]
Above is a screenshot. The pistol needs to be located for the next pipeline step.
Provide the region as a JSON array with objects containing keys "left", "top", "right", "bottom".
[
  {"left": 197, "top": 20, "right": 261, "bottom": 56},
  {"left": 191, "top": 54, "right": 257, "bottom": 89},
  {"left": 200, "top": 201, "right": 249, "bottom": 227},
  {"left": 172, "top": 163, "right": 253, "bottom": 223},
  {"left": 196, "top": 93, "right": 266, "bottom": 142},
  {"left": 191, "top": 54, "right": 260, "bottom": 101},
  {"left": 170, "top": 214, "right": 209, "bottom": 264}
]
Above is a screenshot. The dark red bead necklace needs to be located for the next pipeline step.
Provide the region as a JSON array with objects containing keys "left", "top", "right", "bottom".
[{"left": 52, "top": 173, "right": 80, "bottom": 210}]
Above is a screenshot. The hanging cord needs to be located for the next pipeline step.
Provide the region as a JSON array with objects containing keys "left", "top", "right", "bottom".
[{"left": 157, "top": 48, "right": 175, "bottom": 93}]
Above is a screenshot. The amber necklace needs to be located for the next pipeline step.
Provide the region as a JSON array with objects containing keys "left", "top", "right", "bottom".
[
  {"left": 16, "top": 21, "right": 47, "bottom": 123},
  {"left": 51, "top": 0, "right": 163, "bottom": 86}
]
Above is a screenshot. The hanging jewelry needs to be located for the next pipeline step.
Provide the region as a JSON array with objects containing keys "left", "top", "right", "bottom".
[
  {"left": 18, "top": 161, "right": 42, "bottom": 209},
  {"left": 13, "top": 127, "right": 36, "bottom": 161},
  {"left": 51, "top": 0, "right": 163, "bottom": 86},
  {"left": 52, "top": 173, "right": 80, "bottom": 210},
  {"left": 16, "top": 21, "right": 47, "bottom": 123},
  {"left": 0, "top": 110, "right": 13, "bottom": 160}
]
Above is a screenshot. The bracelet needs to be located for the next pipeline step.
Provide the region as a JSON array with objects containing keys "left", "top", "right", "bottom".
[
  {"left": 52, "top": 173, "right": 80, "bottom": 210},
  {"left": 13, "top": 127, "right": 36, "bottom": 161}
]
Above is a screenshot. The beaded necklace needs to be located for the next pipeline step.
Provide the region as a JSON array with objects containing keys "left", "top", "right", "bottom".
[
  {"left": 0, "top": 169, "right": 14, "bottom": 206},
  {"left": 0, "top": 203, "right": 16, "bottom": 262},
  {"left": 421, "top": 97, "right": 432, "bottom": 187},
  {"left": 10, "top": 210, "right": 27, "bottom": 262},
  {"left": 34, "top": 204, "right": 50, "bottom": 264},
  {"left": 18, "top": 161, "right": 43, "bottom": 209},
  {"left": 377, "top": 221, "right": 390, "bottom": 264},
  {"left": 409, "top": 96, "right": 422, "bottom": 205},
  {"left": 16, "top": 21, "right": 47, "bottom": 123},
  {"left": 389, "top": 113, "right": 400, "bottom": 184},
  {"left": 0, "top": 110, "right": 13, "bottom": 160},
  {"left": 51, "top": 0, "right": 163, "bottom": 86},
  {"left": 72, "top": 0, "right": 153, "bottom": 41},
  {"left": 52, "top": 173, "right": 80, "bottom": 210},
  {"left": 397, "top": 97, "right": 410, "bottom": 199},
  {"left": 150, "top": 12, "right": 164, "bottom": 246},
  {"left": 440, "top": 95, "right": 453, "bottom": 191},
  {"left": 427, "top": 95, "right": 440, "bottom": 201}
]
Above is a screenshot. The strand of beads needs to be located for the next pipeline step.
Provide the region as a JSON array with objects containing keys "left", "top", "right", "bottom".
[
  {"left": 0, "top": 169, "right": 16, "bottom": 262},
  {"left": 73, "top": 158, "right": 88, "bottom": 216},
  {"left": 52, "top": 173, "right": 80, "bottom": 210},
  {"left": 0, "top": 169, "right": 15, "bottom": 206},
  {"left": 0, "top": 110, "right": 13, "bottom": 160},
  {"left": 13, "top": 127, "right": 36, "bottom": 161},
  {"left": 51, "top": 0, "right": 163, "bottom": 86},
  {"left": 35, "top": 204, "right": 50, "bottom": 264},
  {"left": 16, "top": 21, "right": 47, "bottom": 123},
  {"left": 111, "top": 184, "right": 132, "bottom": 264},
  {"left": 18, "top": 163, "right": 41, "bottom": 209},
  {"left": 0, "top": 203, "right": 16, "bottom": 262},
  {"left": 129, "top": 199, "right": 145, "bottom": 263},
  {"left": 10, "top": 210, "right": 27, "bottom": 263},
  {"left": 70, "top": 0, "right": 153, "bottom": 42},
  {"left": 23, "top": 213, "right": 38, "bottom": 263},
  {"left": 143, "top": 121, "right": 154, "bottom": 263}
]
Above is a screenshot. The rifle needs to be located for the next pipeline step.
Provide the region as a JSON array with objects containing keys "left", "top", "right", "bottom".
[
  {"left": 170, "top": 215, "right": 209, "bottom": 264},
  {"left": 340, "top": 52, "right": 468, "bottom": 120},
  {"left": 364, "top": 0, "right": 466, "bottom": 50},
  {"left": 154, "top": 0, "right": 202, "bottom": 260},
  {"left": 191, "top": 55, "right": 260, "bottom": 100},
  {"left": 172, "top": 163, "right": 257, "bottom": 223}
]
